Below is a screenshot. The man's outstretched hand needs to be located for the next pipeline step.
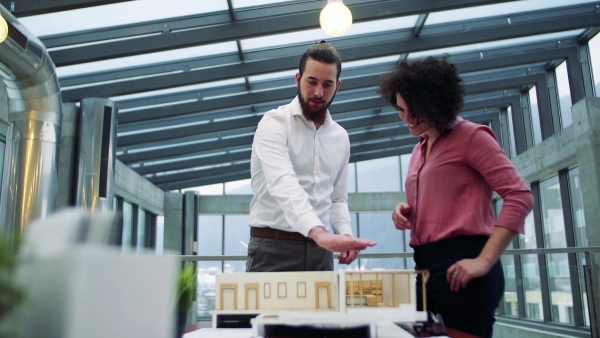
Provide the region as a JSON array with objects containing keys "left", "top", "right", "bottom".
[{"left": 308, "top": 226, "right": 376, "bottom": 253}]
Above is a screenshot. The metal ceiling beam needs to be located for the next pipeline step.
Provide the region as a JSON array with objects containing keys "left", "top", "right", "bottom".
[
  {"left": 2, "top": 0, "right": 132, "bottom": 17},
  {"left": 118, "top": 114, "right": 263, "bottom": 147},
  {"left": 118, "top": 96, "right": 513, "bottom": 164},
  {"left": 118, "top": 134, "right": 255, "bottom": 163},
  {"left": 59, "top": 34, "right": 577, "bottom": 97},
  {"left": 115, "top": 47, "right": 558, "bottom": 129},
  {"left": 155, "top": 164, "right": 252, "bottom": 191},
  {"left": 46, "top": 0, "right": 519, "bottom": 67},
  {"left": 133, "top": 107, "right": 502, "bottom": 178},
  {"left": 110, "top": 42, "right": 573, "bottom": 139},
  {"left": 116, "top": 72, "right": 541, "bottom": 148},
  {"left": 58, "top": 2, "right": 594, "bottom": 102},
  {"left": 149, "top": 109, "right": 502, "bottom": 189}
]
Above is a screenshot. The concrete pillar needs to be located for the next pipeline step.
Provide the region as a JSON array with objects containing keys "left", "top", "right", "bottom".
[
  {"left": 163, "top": 191, "right": 197, "bottom": 255},
  {"left": 163, "top": 192, "right": 184, "bottom": 254},
  {"left": 182, "top": 191, "right": 197, "bottom": 256},
  {"left": 163, "top": 191, "right": 198, "bottom": 326},
  {"left": 572, "top": 97, "right": 600, "bottom": 336}
]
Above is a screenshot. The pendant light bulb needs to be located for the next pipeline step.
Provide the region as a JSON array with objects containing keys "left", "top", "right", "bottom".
[
  {"left": 0, "top": 14, "right": 8, "bottom": 44},
  {"left": 320, "top": 0, "right": 352, "bottom": 37}
]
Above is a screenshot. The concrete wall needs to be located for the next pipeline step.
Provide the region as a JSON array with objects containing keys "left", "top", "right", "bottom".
[
  {"left": 114, "top": 160, "right": 164, "bottom": 215},
  {"left": 494, "top": 98, "right": 600, "bottom": 337}
]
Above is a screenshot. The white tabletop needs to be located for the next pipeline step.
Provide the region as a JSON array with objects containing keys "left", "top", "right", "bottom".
[{"left": 183, "top": 328, "right": 253, "bottom": 338}]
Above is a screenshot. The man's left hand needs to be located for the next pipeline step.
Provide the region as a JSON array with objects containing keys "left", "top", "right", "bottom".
[{"left": 338, "top": 249, "right": 358, "bottom": 264}]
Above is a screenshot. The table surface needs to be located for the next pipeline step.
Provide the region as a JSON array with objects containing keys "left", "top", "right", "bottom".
[{"left": 183, "top": 328, "right": 253, "bottom": 338}]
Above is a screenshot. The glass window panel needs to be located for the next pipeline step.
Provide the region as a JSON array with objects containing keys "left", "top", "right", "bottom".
[
  {"left": 196, "top": 262, "right": 221, "bottom": 318},
  {"left": 344, "top": 56, "right": 400, "bottom": 70},
  {"left": 494, "top": 198, "right": 503, "bottom": 220},
  {"left": 156, "top": 215, "right": 164, "bottom": 255},
  {"left": 522, "top": 253, "right": 544, "bottom": 321},
  {"left": 506, "top": 106, "right": 517, "bottom": 159},
  {"left": 359, "top": 258, "right": 405, "bottom": 270},
  {"left": 518, "top": 209, "right": 542, "bottom": 320},
  {"left": 569, "top": 167, "right": 590, "bottom": 326},
  {"left": 540, "top": 176, "right": 573, "bottom": 324},
  {"left": 347, "top": 162, "right": 357, "bottom": 193},
  {"left": 224, "top": 215, "right": 250, "bottom": 255},
  {"left": 427, "top": 0, "right": 597, "bottom": 25},
  {"left": 358, "top": 213, "right": 403, "bottom": 253},
  {"left": 519, "top": 212, "right": 536, "bottom": 249},
  {"left": 356, "top": 156, "right": 400, "bottom": 193},
  {"left": 21, "top": 1, "right": 228, "bottom": 36},
  {"left": 136, "top": 208, "right": 146, "bottom": 253},
  {"left": 0, "top": 140, "right": 4, "bottom": 194},
  {"left": 121, "top": 201, "right": 133, "bottom": 253},
  {"left": 224, "top": 260, "right": 246, "bottom": 273},
  {"left": 529, "top": 87, "right": 542, "bottom": 145},
  {"left": 232, "top": 0, "right": 293, "bottom": 8},
  {"left": 570, "top": 168, "right": 586, "bottom": 247},
  {"left": 501, "top": 253, "right": 519, "bottom": 317},
  {"left": 110, "top": 75, "right": 244, "bottom": 102},
  {"left": 496, "top": 197, "right": 519, "bottom": 317},
  {"left": 410, "top": 31, "right": 582, "bottom": 59},
  {"left": 225, "top": 179, "right": 253, "bottom": 194},
  {"left": 248, "top": 69, "right": 297, "bottom": 83},
  {"left": 400, "top": 154, "right": 411, "bottom": 192},
  {"left": 541, "top": 176, "right": 566, "bottom": 249},
  {"left": 555, "top": 61, "right": 573, "bottom": 128},
  {"left": 186, "top": 183, "right": 224, "bottom": 195},
  {"left": 350, "top": 213, "right": 358, "bottom": 238},
  {"left": 241, "top": 17, "right": 417, "bottom": 50},
  {"left": 588, "top": 32, "right": 600, "bottom": 97},
  {"left": 198, "top": 215, "right": 223, "bottom": 255}
]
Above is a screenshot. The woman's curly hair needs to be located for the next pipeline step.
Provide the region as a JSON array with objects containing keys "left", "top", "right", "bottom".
[{"left": 378, "top": 56, "right": 464, "bottom": 135}]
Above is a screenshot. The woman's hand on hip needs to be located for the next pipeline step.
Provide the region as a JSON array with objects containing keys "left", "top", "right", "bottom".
[{"left": 446, "top": 257, "right": 492, "bottom": 292}]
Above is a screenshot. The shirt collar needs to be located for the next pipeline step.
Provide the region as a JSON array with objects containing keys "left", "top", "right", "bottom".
[
  {"left": 292, "top": 95, "right": 332, "bottom": 128},
  {"left": 419, "top": 116, "right": 464, "bottom": 142}
]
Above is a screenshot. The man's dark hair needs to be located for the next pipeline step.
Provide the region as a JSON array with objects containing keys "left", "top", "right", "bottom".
[
  {"left": 298, "top": 40, "right": 342, "bottom": 80},
  {"left": 378, "top": 56, "right": 464, "bottom": 135}
]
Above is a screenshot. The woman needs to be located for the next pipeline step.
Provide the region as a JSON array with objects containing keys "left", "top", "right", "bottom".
[{"left": 379, "top": 57, "right": 533, "bottom": 338}]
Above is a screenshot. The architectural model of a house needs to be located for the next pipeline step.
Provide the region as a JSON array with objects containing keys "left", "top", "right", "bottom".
[{"left": 212, "top": 269, "right": 431, "bottom": 336}]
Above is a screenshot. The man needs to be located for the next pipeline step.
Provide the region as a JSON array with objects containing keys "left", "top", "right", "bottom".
[{"left": 246, "top": 41, "right": 376, "bottom": 272}]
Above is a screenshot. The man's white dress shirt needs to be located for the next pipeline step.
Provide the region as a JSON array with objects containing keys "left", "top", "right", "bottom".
[{"left": 249, "top": 96, "right": 353, "bottom": 237}]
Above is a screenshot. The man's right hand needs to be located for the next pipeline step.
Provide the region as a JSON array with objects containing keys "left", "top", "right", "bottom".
[{"left": 308, "top": 226, "right": 376, "bottom": 252}]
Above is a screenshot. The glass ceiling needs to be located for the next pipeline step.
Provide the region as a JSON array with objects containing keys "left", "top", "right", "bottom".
[{"left": 7, "top": 0, "right": 598, "bottom": 190}]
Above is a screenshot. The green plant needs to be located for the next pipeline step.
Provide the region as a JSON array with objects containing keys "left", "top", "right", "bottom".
[
  {"left": 177, "top": 263, "right": 197, "bottom": 315},
  {"left": 0, "top": 233, "right": 23, "bottom": 323}
]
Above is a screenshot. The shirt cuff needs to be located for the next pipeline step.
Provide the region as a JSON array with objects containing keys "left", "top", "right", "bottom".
[
  {"left": 295, "top": 212, "right": 324, "bottom": 237},
  {"left": 335, "top": 224, "right": 353, "bottom": 236}
]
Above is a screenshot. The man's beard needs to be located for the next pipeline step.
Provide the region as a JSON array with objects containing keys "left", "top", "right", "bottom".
[{"left": 298, "top": 87, "right": 336, "bottom": 126}]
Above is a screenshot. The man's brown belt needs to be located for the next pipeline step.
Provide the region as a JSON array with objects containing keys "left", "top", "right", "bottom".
[{"left": 250, "top": 227, "right": 313, "bottom": 241}]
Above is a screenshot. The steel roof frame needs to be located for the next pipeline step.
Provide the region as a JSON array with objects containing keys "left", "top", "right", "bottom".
[{"left": 4, "top": 0, "right": 597, "bottom": 189}]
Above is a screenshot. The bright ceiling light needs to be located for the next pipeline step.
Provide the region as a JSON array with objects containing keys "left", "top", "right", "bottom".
[
  {"left": 0, "top": 14, "right": 8, "bottom": 43},
  {"left": 319, "top": 0, "right": 353, "bottom": 37}
]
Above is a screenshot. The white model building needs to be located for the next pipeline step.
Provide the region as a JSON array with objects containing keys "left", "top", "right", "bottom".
[{"left": 212, "top": 269, "right": 432, "bottom": 337}]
